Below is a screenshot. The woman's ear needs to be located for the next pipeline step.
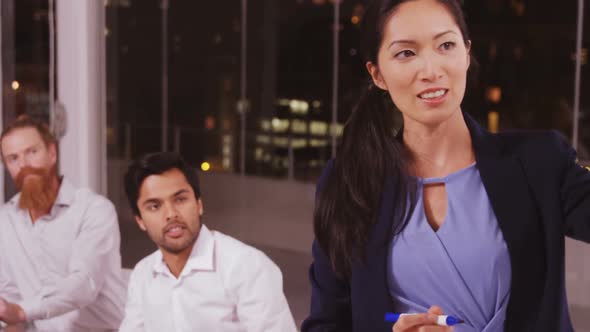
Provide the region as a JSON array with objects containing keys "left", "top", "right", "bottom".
[
  {"left": 366, "top": 61, "right": 388, "bottom": 91},
  {"left": 465, "top": 40, "right": 472, "bottom": 67}
]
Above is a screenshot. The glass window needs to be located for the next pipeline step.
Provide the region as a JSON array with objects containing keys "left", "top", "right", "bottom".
[
  {"left": 106, "top": 0, "right": 241, "bottom": 170},
  {"left": 463, "top": 1, "right": 588, "bottom": 160},
  {"left": 1, "top": 0, "right": 52, "bottom": 199}
]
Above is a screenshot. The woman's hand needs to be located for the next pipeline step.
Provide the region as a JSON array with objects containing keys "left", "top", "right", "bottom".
[{"left": 392, "top": 306, "right": 454, "bottom": 332}]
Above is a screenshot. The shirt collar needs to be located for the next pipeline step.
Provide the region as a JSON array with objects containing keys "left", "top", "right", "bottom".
[
  {"left": 152, "top": 224, "right": 215, "bottom": 277},
  {"left": 52, "top": 177, "right": 75, "bottom": 207}
]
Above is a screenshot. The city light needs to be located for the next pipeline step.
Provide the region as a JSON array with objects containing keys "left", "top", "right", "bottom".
[
  {"left": 292, "top": 119, "right": 308, "bottom": 134},
  {"left": 272, "top": 118, "right": 281, "bottom": 128},
  {"left": 277, "top": 99, "right": 291, "bottom": 106},
  {"left": 488, "top": 111, "right": 499, "bottom": 133},
  {"left": 486, "top": 86, "right": 502, "bottom": 104},
  {"left": 222, "top": 158, "right": 231, "bottom": 170},
  {"left": 205, "top": 116, "right": 215, "bottom": 130},
  {"left": 310, "top": 121, "right": 328, "bottom": 135},
  {"left": 289, "top": 99, "right": 309, "bottom": 114},
  {"left": 256, "top": 135, "right": 271, "bottom": 144},
  {"left": 271, "top": 118, "right": 289, "bottom": 132},
  {"left": 11, "top": 81, "right": 20, "bottom": 90},
  {"left": 260, "top": 120, "right": 271, "bottom": 131},
  {"left": 572, "top": 49, "right": 588, "bottom": 65},
  {"left": 222, "top": 135, "right": 233, "bottom": 171},
  {"left": 201, "top": 162, "right": 211, "bottom": 172},
  {"left": 255, "top": 148, "right": 264, "bottom": 161}
]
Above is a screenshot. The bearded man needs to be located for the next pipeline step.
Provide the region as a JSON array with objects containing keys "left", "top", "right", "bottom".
[{"left": 0, "top": 116, "right": 126, "bottom": 331}]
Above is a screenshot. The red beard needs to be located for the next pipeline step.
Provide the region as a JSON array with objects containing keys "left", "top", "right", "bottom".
[{"left": 16, "top": 166, "right": 57, "bottom": 212}]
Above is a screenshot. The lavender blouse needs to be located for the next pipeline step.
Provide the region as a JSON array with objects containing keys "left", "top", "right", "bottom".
[{"left": 388, "top": 163, "right": 512, "bottom": 332}]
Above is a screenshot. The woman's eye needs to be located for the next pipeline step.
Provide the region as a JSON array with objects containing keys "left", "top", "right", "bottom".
[
  {"left": 440, "top": 41, "right": 456, "bottom": 51},
  {"left": 394, "top": 50, "right": 416, "bottom": 59}
]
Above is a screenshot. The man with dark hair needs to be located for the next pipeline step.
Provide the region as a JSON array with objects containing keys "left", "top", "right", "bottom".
[
  {"left": 0, "top": 116, "right": 126, "bottom": 331},
  {"left": 120, "top": 152, "right": 297, "bottom": 331}
]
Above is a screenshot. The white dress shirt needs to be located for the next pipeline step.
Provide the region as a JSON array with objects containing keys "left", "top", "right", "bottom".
[
  {"left": 119, "top": 225, "right": 297, "bottom": 332},
  {"left": 0, "top": 179, "right": 127, "bottom": 331}
]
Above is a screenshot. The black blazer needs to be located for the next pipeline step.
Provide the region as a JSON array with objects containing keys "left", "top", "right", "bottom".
[{"left": 302, "top": 113, "right": 590, "bottom": 332}]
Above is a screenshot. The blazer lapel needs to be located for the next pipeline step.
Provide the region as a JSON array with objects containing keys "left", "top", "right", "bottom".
[{"left": 466, "top": 114, "right": 546, "bottom": 331}]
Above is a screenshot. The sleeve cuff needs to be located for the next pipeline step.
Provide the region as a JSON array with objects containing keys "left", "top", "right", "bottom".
[{"left": 18, "top": 296, "right": 46, "bottom": 321}]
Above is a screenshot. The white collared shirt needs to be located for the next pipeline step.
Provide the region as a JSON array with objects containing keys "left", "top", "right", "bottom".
[
  {"left": 0, "top": 178, "right": 127, "bottom": 331},
  {"left": 119, "top": 225, "right": 297, "bottom": 332}
]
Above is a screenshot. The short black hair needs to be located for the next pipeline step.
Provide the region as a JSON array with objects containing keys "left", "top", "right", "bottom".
[{"left": 124, "top": 152, "right": 201, "bottom": 217}]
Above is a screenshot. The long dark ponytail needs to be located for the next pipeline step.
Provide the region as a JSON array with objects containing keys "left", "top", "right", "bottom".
[
  {"left": 314, "top": 83, "right": 414, "bottom": 277},
  {"left": 313, "top": 0, "right": 472, "bottom": 277}
]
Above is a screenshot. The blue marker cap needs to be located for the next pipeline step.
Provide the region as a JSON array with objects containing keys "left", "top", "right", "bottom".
[
  {"left": 445, "top": 316, "right": 463, "bottom": 325},
  {"left": 385, "top": 312, "right": 464, "bottom": 326},
  {"left": 384, "top": 313, "right": 401, "bottom": 322}
]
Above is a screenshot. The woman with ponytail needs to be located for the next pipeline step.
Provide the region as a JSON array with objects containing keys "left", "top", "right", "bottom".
[{"left": 302, "top": 0, "right": 590, "bottom": 331}]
